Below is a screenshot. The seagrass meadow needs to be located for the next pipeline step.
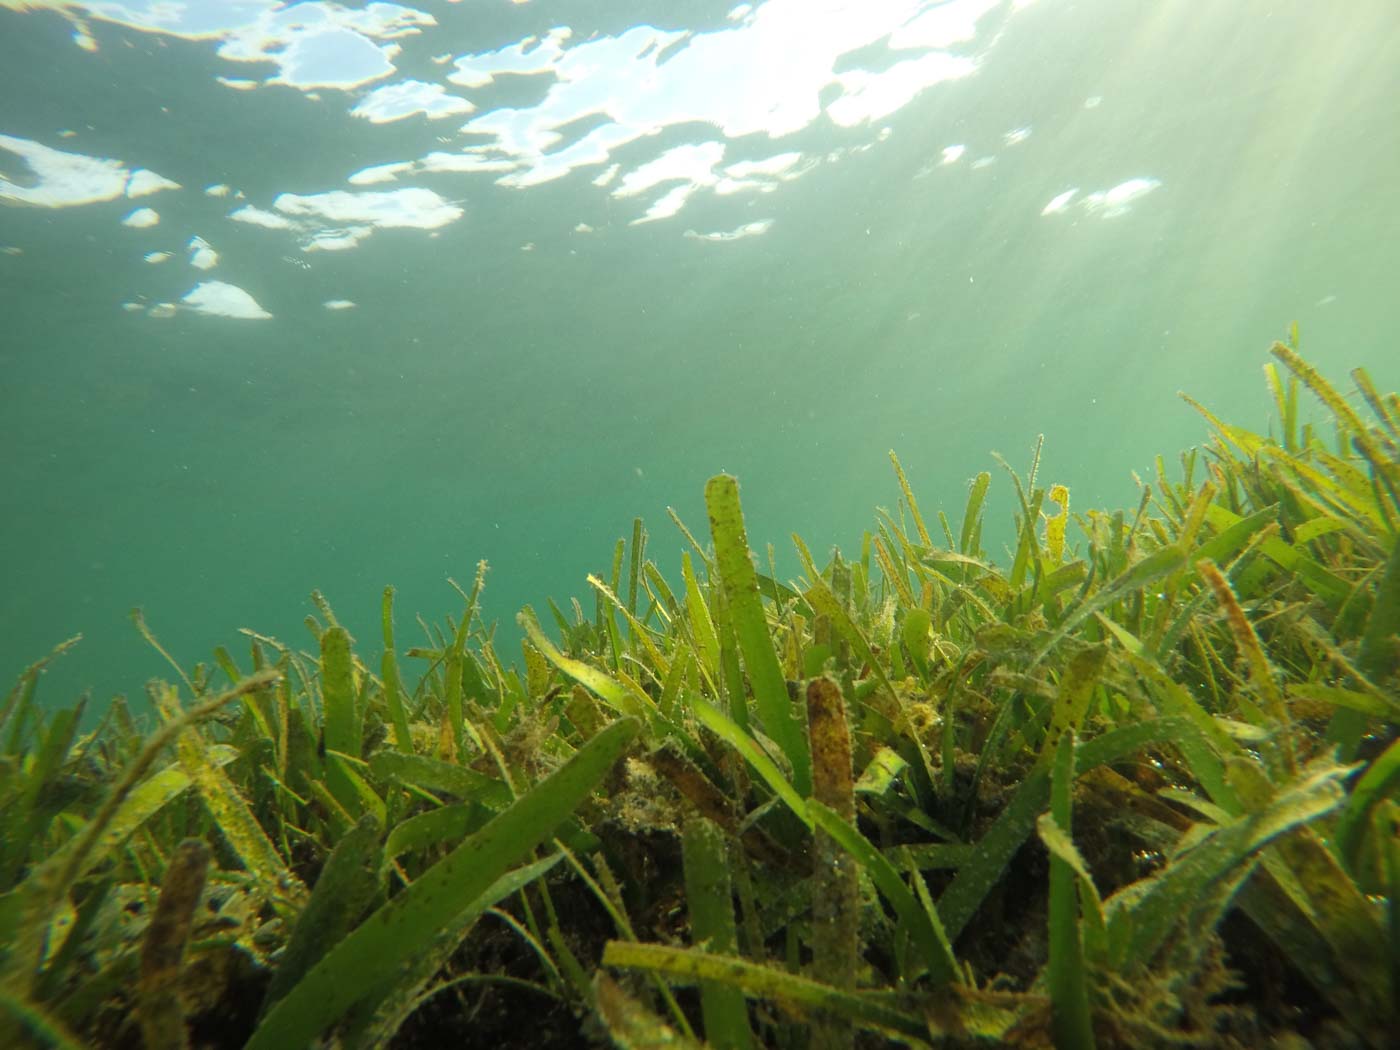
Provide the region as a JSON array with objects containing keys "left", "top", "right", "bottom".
[{"left": 1, "top": 338, "right": 1397, "bottom": 1050}]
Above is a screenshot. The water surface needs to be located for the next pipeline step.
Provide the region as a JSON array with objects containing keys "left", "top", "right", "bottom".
[{"left": 2, "top": 0, "right": 1396, "bottom": 707}]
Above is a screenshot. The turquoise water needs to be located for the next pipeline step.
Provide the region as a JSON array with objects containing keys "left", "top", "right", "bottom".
[{"left": 2, "top": 0, "right": 1396, "bottom": 710}]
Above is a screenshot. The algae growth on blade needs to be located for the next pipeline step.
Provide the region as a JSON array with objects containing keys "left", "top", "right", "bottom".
[{"left": 0, "top": 346, "right": 1396, "bottom": 1050}]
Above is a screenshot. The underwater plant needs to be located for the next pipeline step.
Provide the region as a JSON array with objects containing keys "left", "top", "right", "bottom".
[{"left": 0, "top": 335, "right": 1396, "bottom": 1049}]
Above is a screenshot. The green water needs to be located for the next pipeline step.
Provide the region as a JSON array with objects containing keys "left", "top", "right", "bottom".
[{"left": 1, "top": 0, "right": 1396, "bottom": 710}]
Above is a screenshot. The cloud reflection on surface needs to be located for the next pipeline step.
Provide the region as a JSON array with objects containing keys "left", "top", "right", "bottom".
[{"left": 0, "top": 0, "right": 1156, "bottom": 317}]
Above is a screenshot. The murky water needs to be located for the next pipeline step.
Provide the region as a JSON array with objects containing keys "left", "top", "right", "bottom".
[{"left": 2, "top": 0, "right": 1396, "bottom": 707}]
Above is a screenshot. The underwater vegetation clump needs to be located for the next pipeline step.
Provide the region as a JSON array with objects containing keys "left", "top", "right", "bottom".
[{"left": 1, "top": 337, "right": 1397, "bottom": 1050}]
